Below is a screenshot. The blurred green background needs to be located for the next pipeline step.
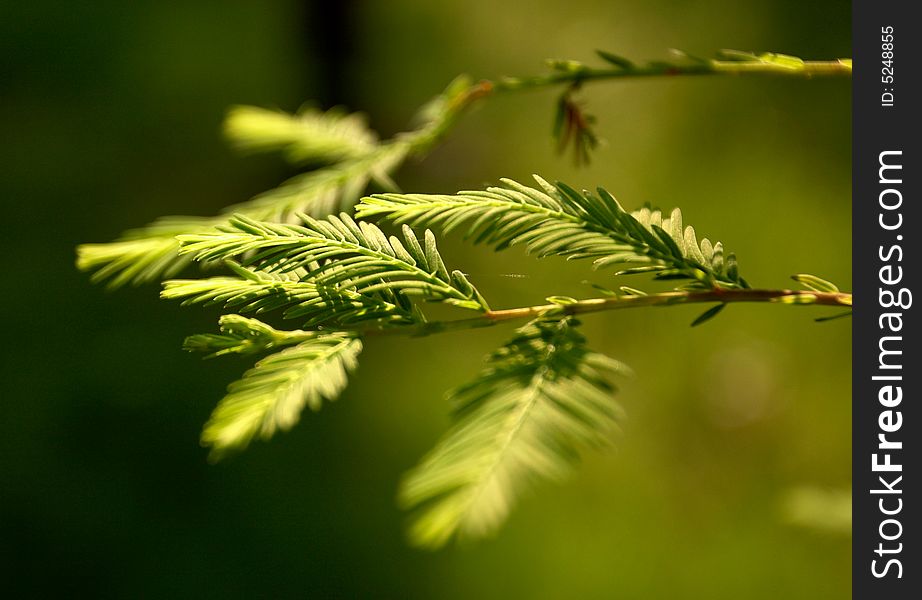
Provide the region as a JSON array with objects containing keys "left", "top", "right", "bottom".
[{"left": 1, "top": 0, "right": 850, "bottom": 597}]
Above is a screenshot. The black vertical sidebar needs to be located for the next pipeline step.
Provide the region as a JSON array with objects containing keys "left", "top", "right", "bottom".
[{"left": 853, "top": 1, "right": 918, "bottom": 597}]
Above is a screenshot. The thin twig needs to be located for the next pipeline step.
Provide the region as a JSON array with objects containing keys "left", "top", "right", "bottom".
[
  {"left": 356, "top": 288, "right": 852, "bottom": 337},
  {"left": 490, "top": 58, "right": 852, "bottom": 93},
  {"left": 422, "top": 55, "right": 851, "bottom": 155}
]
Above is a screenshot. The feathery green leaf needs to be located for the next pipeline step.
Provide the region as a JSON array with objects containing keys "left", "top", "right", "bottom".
[
  {"left": 184, "top": 314, "right": 315, "bottom": 358},
  {"left": 200, "top": 331, "right": 362, "bottom": 460},
  {"left": 163, "top": 262, "right": 415, "bottom": 328},
  {"left": 76, "top": 148, "right": 407, "bottom": 289},
  {"left": 75, "top": 216, "right": 218, "bottom": 288},
  {"left": 224, "top": 105, "right": 378, "bottom": 165},
  {"left": 224, "top": 142, "right": 412, "bottom": 223},
  {"left": 399, "top": 317, "right": 628, "bottom": 548},
  {"left": 78, "top": 78, "right": 477, "bottom": 288},
  {"left": 360, "top": 176, "right": 747, "bottom": 289},
  {"left": 177, "top": 213, "right": 488, "bottom": 311}
]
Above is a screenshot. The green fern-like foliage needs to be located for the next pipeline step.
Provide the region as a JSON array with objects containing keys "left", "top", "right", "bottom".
[
  {"left": 159, "top": 177, "right": 759, "bottom": 542},
  {"left": 163, "top": 213, "right": 494, "bottom": 459},
  {"left": 400, "top": 316, "right": 629, "bottom": 548},
  {"left": 76, "top": 49, "right": 851, "bottom": 552},
  {"left": 359, "top": 175, "right": 747, "bottom": 289},
  {"left": 175, "top": 213, "right": 487, "bottom": 311},
  {"left": 221, "top": 142, "right": 411, "bottom": 223},
  {"left": 223, "top": 105, "right": 378, "bottom": 164},
  {"left": 163, "top": 262, "right": 414, "bottom": 329},
  {"left": 195, "top": 328, "right": 362, "bottom": 460},
  {"left": 100, "top": 174, "right": 846, "bottom": 548},
  {"left": 183, "top": 314, "right": 315, "bottom": 358},
  {"left": 76, "top": 216, "right": 219, "bottom": 289},
  {"left": 145, "top": 176, "right": 842, "bottom": 547},
  {"left": 76, "top": 78, "right": 476, "bottom": 288}
]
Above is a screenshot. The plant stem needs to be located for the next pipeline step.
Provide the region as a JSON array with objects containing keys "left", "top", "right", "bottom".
[
  {"left": 402, "top": 53, "right": 852, "bottom": 155},
  {"left": 411, "top": 55, "right": 851, "bottom": 159},
  {"left": 356, "top": 287, "right": 852, "bottom": 337},
  {"left": 489, "top": 58, "right": 852, "bottom": 93}
]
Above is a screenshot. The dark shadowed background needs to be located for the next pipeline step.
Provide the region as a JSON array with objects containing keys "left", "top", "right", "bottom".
[{"left": 1, "top": 1, "right": 850, "bottom": 597}]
